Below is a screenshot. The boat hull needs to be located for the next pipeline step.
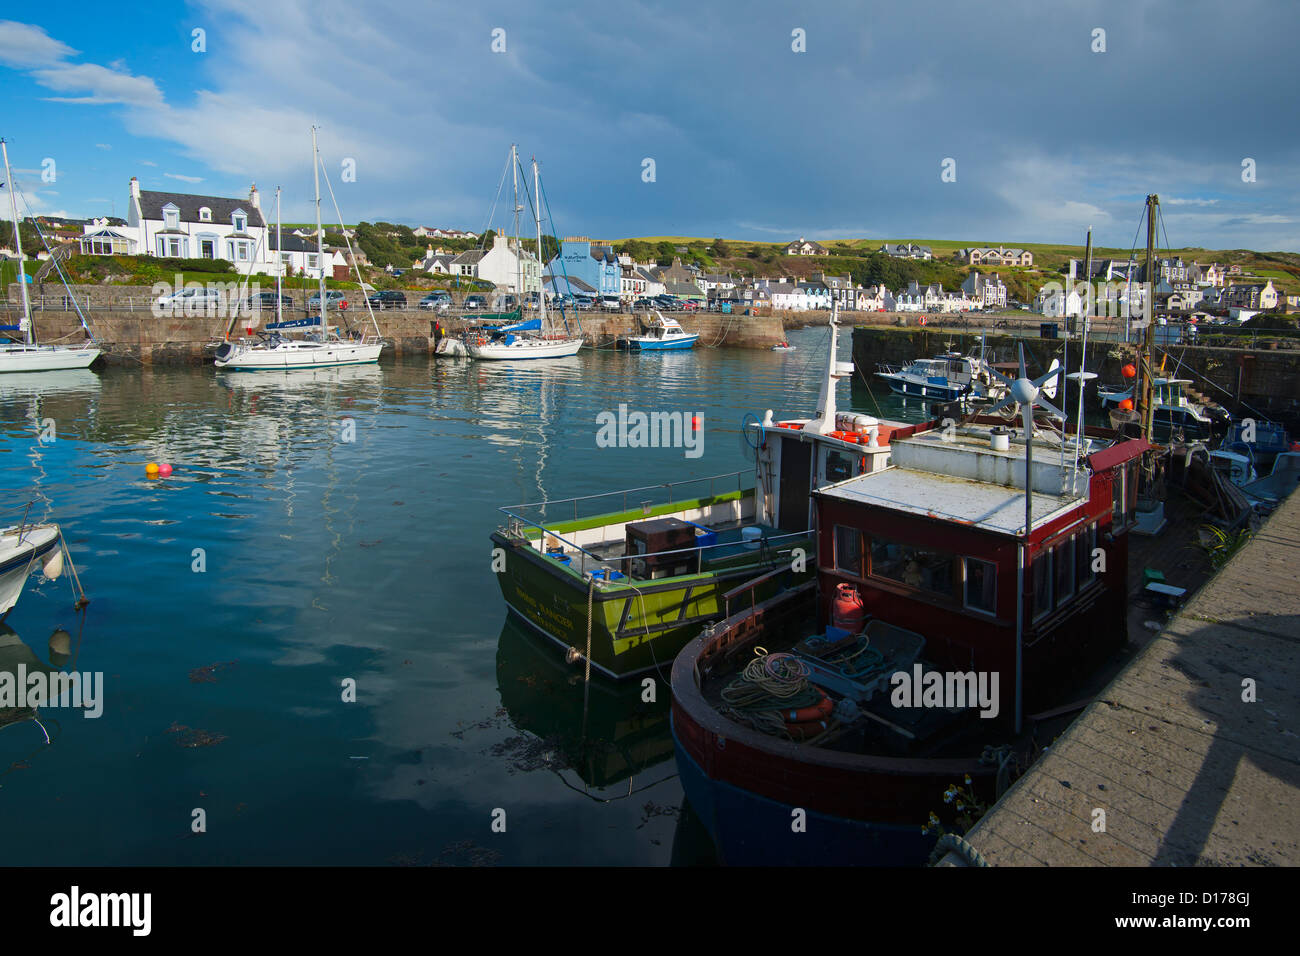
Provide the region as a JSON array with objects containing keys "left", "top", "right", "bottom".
[
  {"left": 213, "top": 341, "right": 382, "bottom": 370},
  {"left": 626, "top": 335, "right": 698, "bottom": 351},
  {"left": 876, "top": 373, "right": 967, "bottom": 402},
  {"left": 0, "top": 525, "right": 60, "bottom": 615},
  {"left": 468, "top": 337, "right": 583, "bottom": 360},
  {"left": 0, "top": 346, "right": 100, "bottom": 372},
  {"left": 491, "top": 529, "right": 812, "bottom": 680}
]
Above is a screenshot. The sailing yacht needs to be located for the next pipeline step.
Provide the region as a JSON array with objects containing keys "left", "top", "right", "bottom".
[
  {"left": 214, "top": 128, "right": 382, "bottom": 371},
  {"left": 0, "top": 139, "right": 100, "bottom": 373},
  {"left": 466, "top": 149, "right": 583, "bottom": 361}
]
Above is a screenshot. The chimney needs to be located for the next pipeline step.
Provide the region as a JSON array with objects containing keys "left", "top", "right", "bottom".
[
  {"left": 129, "top": 176, "right": 140, "bottom": 199},
  {"left": 249, "top": 183, "right": 260, "bottom": 210}
]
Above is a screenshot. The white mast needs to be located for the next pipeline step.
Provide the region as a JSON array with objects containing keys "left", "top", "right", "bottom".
[
  {"left": 533, "top": 156, "right": 546, "bottom": 332},
  {"left": 2, "top": 139, "right": 33, "bottom": 345},
  {"left": 803, "top": 299, "right": 850, "bottom": 435},
  {"left": 275, "top": 185, "right": 283, "bottom": 327},
  {"left": 511, "top": 143, "right": 521, "bottom": 301},
  {"left": 312, "top": 126, "right": 326, "bottom": 326}
]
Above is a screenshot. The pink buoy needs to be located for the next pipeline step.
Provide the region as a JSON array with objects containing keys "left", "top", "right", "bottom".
[{"left": 158, "top": 463, "right": 173, "bottom": 477}]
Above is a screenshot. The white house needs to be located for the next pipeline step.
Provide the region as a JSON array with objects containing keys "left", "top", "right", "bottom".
[
  {"left": 962, "top": 272, "right": 1008, "bottom": 309},
  {"left": 468, "top": 235, "right": 541, "bottom": 294},
  {"left": 768, "top": 282, "right": 810, "bottom": 310},
  {"left": 1035, "top": 286, "right": 1084, "bottom": 318},
  {"left": 412, "top": 246, "right": 457, "bottom": 274},
  {"left": 82, "top": 177, "right": 272, "bottom": 275}
]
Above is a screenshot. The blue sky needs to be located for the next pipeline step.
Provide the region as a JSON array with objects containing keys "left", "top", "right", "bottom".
[{"left": 1, "top": 0, "right": 1297, "bottom": 251}]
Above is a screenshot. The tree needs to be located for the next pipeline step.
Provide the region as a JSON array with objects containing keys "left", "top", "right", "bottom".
[{"left": 713, "top": 237, "right": 731, "bottom": 258}]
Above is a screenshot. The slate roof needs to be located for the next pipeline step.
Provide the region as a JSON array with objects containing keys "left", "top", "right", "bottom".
[
  {"left": 137, "top": 190, "right": 266, "bottom": 228},
  {"left": 269, "top": 233, "right": 323, "bottom": 253}
]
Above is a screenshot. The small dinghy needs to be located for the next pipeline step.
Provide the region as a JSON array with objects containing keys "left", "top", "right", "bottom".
[{"left": 771, "top": 342, "right": 796, "bottom": 352}]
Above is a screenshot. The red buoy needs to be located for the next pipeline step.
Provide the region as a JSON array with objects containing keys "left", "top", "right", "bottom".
[
  {"left": 1121, "top": 363, "right": 1137, "bottom": 378},
  {"left": 832, "top": 583, "right": 865, "bottom": 633},
  {"left": 1119, "top": 398, "right": 1134, "bottom": 411}
]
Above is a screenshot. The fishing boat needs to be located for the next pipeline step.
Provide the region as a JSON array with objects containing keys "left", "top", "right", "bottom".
[
  {"left": 491, "top": 310, "right": 908, "bottom": 679},
  {"left": 213, "top": 128, "right": 383, "bottom": 371},
  {"left": 0, "top": 139, "right": 100, "bottom": 373},
  {"left": 620, "top": 313, "right": 698, "bottom": 351},
  {"left": 671, "top": 350, "right": 1151, "bottom": 864},
  {"left": 1106, "top": 377, "right": 1218, "bottom": 442},
  {"left": 466, "top": 148, "right": 583, "bottom": 361},
  {"left": 1225, "top": 418, "right": 1293, "bottom": 470},
  {"left": 875, "top": 347, "right": 1006, "bottom": 403},
  {"left": 0, "top": 513, "right": 65, "bottom": 618}
]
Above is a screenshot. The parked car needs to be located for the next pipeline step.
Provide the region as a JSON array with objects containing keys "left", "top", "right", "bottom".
[
  {"left": 241, "top": 291, "right": 295, "bottom": 312},
  {"left": 497, "top": 294, "right": 519, "bottom": 311},
  {"left": 600, "top": 295, "right": 622, "bottom": 311},
  {"left": 156, "top": 286, "right": 225, "bottom": 309},
  {"left": 680, "top": 300, "right": 700, "bottom": 311},
  {"left": 464, "top": 294, "right": 487, "bottom": 310},
  {"left": 573, "top": 295, "right": 596, "bottom": 311},
  {"left": 307, "top": 289, "right": 349, "bottom": 310},
  {"left": 654, "top": 296, "right": 680, "bottom": 311},
  {"left": 524, "top": 292, "right": 541, "bottom": 310},
  {"left": 419, "top": 292, "right": 452, "bottom": 312},
  {"left": 632, "top": 297, "right": 656, "bottom": 310},
  {"left": 367, "top": 290, "right": 408, "bottom": 310}
]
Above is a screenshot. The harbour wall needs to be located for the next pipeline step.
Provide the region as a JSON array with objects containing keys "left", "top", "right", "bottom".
[
  {"left": 1, "top": 305, "right": 785, "bottom": 365},
  {"left": 851, "top": 325, "right": 1300, "bottom": 423}
]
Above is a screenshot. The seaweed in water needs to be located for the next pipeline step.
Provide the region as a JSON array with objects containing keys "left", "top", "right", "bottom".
[
  {"left": 189, "top": 661, "right": 238, "bottom": 683},
  {"left": 166, "top": 721, "right": 228, "bottom": 748}
]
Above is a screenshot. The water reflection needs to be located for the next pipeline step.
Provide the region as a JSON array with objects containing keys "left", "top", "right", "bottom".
[
  {"left": 495, "top": 615, "right": 673, "bottom": 791},
  {"left": 0, "top": 620, "right": 82, "bottom": 775}
]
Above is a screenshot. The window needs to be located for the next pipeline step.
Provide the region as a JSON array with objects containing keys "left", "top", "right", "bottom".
[
  {"left": 869, "top": 535, "right": 954, "bottom": 597},
  {"left": 280, "top": 253, "right": 292, "bottom": 267},
  {"left": 199, "top": 207, "right": 211, "bottom": 222},
  {"left": 1032, "top": 550, "right": 1052, "bottom": 620},
  {"left": 163, "top": 206, "right": 178, "bottom": 230},
  {"left": 1054, "top": 538, "right": 1075, "bottom": 606},
  {"left": 825, "top": 450, "right": 853, "bottom": 483},
  {"left": 233, "top": 213, "right": 246, "bottom": 232},
  {"left": 963, "top": 557, "right": 997, "bottom": 614},
  {"left": 307, "top": 254, "right": 319, "bottom": 270},
  {"left": 236, "top": 242, "right": 248, "bottom": 261},
  {"left": 1077, "top": 524, "right": 1098, "bottom": 589},
  {"left": 834, "top": 525, "right": 862, "bottom": 577}
]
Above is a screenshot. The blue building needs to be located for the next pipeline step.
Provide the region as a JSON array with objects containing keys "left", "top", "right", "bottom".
[{"left": 548, "top": 238, "right": 621, "bottom": 297}]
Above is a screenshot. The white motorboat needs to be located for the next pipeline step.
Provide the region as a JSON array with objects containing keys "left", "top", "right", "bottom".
[
  {"left": 0, "top": 520, "right": 62, "bottom": 617},
  {"left": 213, "top": 129, "right": 383, "bottom": 371},
  {"left": 466, "top": 332, "right": 583, "bottom": 360},
  {"left": 620, "top": 312, "right": 698, "bottom": 351},
  {"left": 1, "top": 139, "right": 101, "bottom": 374}
]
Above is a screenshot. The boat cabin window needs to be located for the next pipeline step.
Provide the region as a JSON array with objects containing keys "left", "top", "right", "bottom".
[
  {"left": 833, "top": 525, "right": 862, "bottom": 576},
  {"left": 1032, "top": 551, "right": 1052, "bottom": 621},
  {"left": 1053, "top": 537, "right": 1076, "bottom": 606},
  {"left": 963, "top": 557, "right": 997, "bottom": 614},
  {"left": 869, "top": 535, "right": 954, "bottom": 597},
  {"left": 1077, "top": 524, "right": 1098, "bottom": 588},
  {"left": 825, "top": 449, "right": 854, "bottom": 483}
]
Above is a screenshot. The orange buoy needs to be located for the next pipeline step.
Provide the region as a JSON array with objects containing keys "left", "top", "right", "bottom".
[
  {"left": 1119, "top": 398, "right": 1134, "bottom": 411},
  {"left": 145, "top": 462, "right": 159, "bottom": 477},
  {"left": 1121, "top": 363, "right": 1137, "bottom": 378}
]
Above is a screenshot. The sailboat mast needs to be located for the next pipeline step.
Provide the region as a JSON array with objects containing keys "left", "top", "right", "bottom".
[
  {"left": 511, "top": 144, "right": 521, "bottom": 300},
  {"left": 313, "top": 126, "right": 327, "bottom": 326},
  {"left": 1140, "top": 194, "right": 1158, "bottom": 441},
  {"left": 2, "top": 139, "right": 34, "bottom": 346},
  {"left": 275, "top": 185, "right": 283, "bottom": 327},
  {"left": 533, "top": 156, "right": 546, "bottom": 331}
]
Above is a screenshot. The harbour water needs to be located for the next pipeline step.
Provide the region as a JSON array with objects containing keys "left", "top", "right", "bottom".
[{"left": 0, "top": 325, "right": 937, "bottom": 865}]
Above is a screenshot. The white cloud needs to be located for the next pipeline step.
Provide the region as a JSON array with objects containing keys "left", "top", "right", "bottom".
[
  {"left": 164, "top": 173, "right": 204, "bottom": 184},
  {"left": 140, "top": 160, "right": 158, "bottom": 167},
  {"left": 32, "top": 61, "right": 164, "bottom": 107},
  {"left": 95, "top": 143, "right": 111, "bottom": 150},
  {"left": 0, "top": 19, "right": 76, "bottom": 67}
]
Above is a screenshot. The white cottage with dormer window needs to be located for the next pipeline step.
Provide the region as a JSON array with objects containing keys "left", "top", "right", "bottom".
[{"left": 82, "top": 177, "right": 271, "bottom": 275}]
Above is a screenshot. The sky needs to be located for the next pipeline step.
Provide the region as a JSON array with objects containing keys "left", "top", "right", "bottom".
[{"left": 0, "top": 0, "right": 1297, "bottom": 252}]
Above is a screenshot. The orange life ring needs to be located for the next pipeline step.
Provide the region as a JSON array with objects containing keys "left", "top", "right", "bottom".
[
  {"left": 784, "top": 718, "right": 831, "bottom": 741},
  {"left": 919, "top": 316, "right": 927, "bottom": 326},
  {"left": 784, "top": 692, "right": 833, "bottom": 724}
]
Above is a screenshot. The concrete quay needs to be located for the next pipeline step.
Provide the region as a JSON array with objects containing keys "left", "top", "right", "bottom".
[{"left": 954, "top": 490, "right": 1300, "bottom": 866}]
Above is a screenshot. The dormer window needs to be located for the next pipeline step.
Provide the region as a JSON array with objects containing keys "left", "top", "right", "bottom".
[
  {"left": 232, "top": 211, "right": 247, "bottom": 232},
  {"left": 199, "top": 207, "right": 212, "bottom": 222},
  {"left": 163, "top": 204, "right": 179, "bottom": 230}
]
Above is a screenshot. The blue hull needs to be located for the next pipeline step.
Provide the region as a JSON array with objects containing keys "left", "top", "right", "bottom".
[
  {"left": 672, "top": 717, "right": 933, "bottom": 866},
  {"left": 628, "top": 337, "right": 698, "bottom": 351},
  {"left": 880, "top": 377, "right": 965, "bottom": 402}
]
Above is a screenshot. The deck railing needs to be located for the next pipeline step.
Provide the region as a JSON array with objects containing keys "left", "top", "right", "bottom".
[{"left": 500, "top": 468, "right": 753, "bottom": 527}]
